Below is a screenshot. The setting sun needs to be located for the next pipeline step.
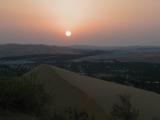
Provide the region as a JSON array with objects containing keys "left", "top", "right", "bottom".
[
  {"left": 0, "top": 0, "right": 160, "bottom": 45},
  {"left": 65, "top": 31, "right": 72, "bottom": 37}
]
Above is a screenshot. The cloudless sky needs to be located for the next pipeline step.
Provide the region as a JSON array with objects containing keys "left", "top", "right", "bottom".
[{"left": 0, "top": 0, "right": 160, "bottom": 46}]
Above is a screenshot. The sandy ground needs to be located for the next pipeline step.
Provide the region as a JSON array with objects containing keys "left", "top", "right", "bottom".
[
  {"left": 13, "top": 64, "right": 160, "bottom": 120},
  {"left": 26, "top": 65, "right": 108, "bottom": 120},
  {"left": 48, "top": 65, "right": 160, "bottom": 120}
]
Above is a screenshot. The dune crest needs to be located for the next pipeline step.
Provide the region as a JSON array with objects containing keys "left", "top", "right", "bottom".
[{"left": 25, "top": 64, "right": 107, "bottom": 120}]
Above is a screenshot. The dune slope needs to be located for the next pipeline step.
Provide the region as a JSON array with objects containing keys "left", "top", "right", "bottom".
[
  {"left": 13, "top": 64, "right": 160, "bottom": 120},
  {"left": 47, "top": 65, "right": 160, "bottom": 120},
  {"left": 25, "top": 65, "right": 107, "bottom": 120}
]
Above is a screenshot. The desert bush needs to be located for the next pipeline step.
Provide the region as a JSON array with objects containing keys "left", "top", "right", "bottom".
[
  {"left": 52, "top": 107, "right": 92, "bottom": 120},
  {"left": 110, "top": 94, "right": 139, "bottom": 120}
]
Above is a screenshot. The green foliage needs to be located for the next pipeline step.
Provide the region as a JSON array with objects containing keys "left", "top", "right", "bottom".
[
  {"left": 0, "top": 75, "right": 51, "bottom": 116},
  {"left": 110, "top": 94, "right": 139, "bottom": 120}
]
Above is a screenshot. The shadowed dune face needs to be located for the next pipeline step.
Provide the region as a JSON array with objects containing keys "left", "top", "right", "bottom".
[
  {"left": 24, "top": 64, "right": 107, "bottom": 120},
  {"left": 33, "top": 65, "right": 160, "bottom": 120}
]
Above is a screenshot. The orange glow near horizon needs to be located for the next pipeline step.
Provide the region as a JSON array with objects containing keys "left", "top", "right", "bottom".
[{"left": 0, "top": 0, "right": 160, "bottom": 45}]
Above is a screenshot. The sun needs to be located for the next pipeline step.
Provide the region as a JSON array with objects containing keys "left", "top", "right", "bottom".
[{"left": 65, "top": 31, "right": 72, "bottom": 37}]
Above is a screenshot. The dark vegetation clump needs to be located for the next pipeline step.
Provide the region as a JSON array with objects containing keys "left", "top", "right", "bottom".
[
  {"left": 110, "top": 94, "right": 139, "bottom": 120},
  {"left": 52, "top": 107, "right": 93, "bottom": 120},
  {"left": 0, "top": 75, "right": 51, "bottom": 116}
]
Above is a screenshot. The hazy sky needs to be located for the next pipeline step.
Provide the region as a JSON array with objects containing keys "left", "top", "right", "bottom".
[{"left": 0, "top": 0, "right": 160, "bottom": 46}]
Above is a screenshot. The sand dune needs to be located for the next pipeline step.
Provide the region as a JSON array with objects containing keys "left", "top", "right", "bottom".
[
  {"left": 28, "top": 64, "right": 160, "bottom": 120},
  {"left": 25, "top": 65, "right": 107, "bottom": 120}
]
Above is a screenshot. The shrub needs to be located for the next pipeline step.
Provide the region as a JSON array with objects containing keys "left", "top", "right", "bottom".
[
  {"left": 0, "top": 75, "right": 51, "bottom": 116},
  {"left": 110, "top": 94, "right": 139, "bottom": 120}
]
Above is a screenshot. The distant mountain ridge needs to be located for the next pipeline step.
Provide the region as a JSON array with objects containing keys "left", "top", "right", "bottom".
[{"left": 0, "top": 44, "right": 81, "bottom": 58}]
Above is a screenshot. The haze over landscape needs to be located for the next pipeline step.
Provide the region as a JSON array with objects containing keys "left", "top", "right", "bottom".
[
  {"left": 0, "top": 0, "right": 160, "bottom": 120},
  {"left": 1, "top": 0, "right": 160, "bottom": 46}
]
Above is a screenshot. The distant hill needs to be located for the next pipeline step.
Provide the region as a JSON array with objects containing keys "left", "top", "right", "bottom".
[
  {"left": 71, "top": 45, "right": 160, "bottom": 51},
  {"left": 0, "top": 44, "right": 81, "bottom": 58},
  {"left": 1, "top": 44, "right": 160, "bottom": 63}
]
